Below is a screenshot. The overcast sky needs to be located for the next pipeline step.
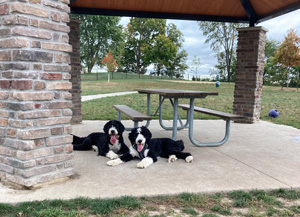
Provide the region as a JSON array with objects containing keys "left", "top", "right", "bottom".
[{"left": 120, "top": 9, "right": 300, "bottom": 77}]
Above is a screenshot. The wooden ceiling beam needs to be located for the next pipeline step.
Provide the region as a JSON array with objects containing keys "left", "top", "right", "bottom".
[{"left": 240, "top": 0, "right": 258, "bottom": 26}]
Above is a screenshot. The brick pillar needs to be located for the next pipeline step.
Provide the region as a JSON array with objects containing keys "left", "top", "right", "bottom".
[
  {"left": 233, "top": 26, "right": 268, "bottom": 123},
  {"left": 68, "top": 18, "right": 82, "bottom": 124},
  {"left": 0, "top": 0, "right": 74, "bottom": 188}
]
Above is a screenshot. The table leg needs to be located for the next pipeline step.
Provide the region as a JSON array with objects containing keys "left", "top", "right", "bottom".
[
  {"left": 158, "top": 95, "right": 188, "bottom": 130},
  {"left": 172, "top": 98, "right": 178, "bottom": 140},
  {"left": 145, "top": 93, "right": 151, "bottom": 128},
  {"left": 188, "top": 98, "right": 230, "bottom": 147}
]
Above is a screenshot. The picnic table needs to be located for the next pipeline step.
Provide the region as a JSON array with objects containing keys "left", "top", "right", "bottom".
[{"left": 114, "top": 88, "right": 244, "bottom": 147}]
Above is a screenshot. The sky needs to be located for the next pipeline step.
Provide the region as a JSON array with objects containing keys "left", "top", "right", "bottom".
[{"left": 119, "top": 9, "right": 300, "bottom": 78}]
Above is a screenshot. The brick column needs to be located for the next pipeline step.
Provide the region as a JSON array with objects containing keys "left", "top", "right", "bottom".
[
  {"left": 68, "top": 18, "right": 82, "bottom": 124},
  {"left": 0, "top": 0, "right": 74, "bottom": 188},
  {"left": 233, "top": 26, "right": 268, "bottom": 123}
]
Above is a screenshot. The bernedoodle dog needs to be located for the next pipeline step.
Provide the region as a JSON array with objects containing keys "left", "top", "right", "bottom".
[
  {"left": 72, "top": 120, "right": 129, "bottom": 159},
  {"left": 107, "top": 126, "right": 193, "bottom": 168}
]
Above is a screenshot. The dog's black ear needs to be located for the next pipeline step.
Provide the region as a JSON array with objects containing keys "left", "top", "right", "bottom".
[
  {"left": 103, "top": 121, "right": 112, "bottom": 134},
  {"left": 128, "top": 128, "right": 136, "bottom": 145},
  {"left": 142, "top": 126, "right": 152, "bottom": 139},
  {"left": 117, "top": 121, "right": 125, "bottom": 134}
]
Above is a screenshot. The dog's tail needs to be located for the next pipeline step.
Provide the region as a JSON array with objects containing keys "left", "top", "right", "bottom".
[{"left": 176, "top": 140, "right": 185, "bottom": 151}]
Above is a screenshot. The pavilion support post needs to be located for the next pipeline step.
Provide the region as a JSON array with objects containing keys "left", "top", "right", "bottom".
[
  {"left": 0, "top": 0, "right": 74, "bottom": 188},
  {"left": 68, "top": 18, "right": 82, "bottom": 124},
  {"left": 233, "top": 26, "right": 268, "bottom": 123}
]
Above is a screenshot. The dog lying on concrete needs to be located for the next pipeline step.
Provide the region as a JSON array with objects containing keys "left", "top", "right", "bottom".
[
  {"left": 107, "top": 126, "right": 193, "bottom": 168},
  {"left": 72, "top": 120, "right": 129, "bottom": 159}
]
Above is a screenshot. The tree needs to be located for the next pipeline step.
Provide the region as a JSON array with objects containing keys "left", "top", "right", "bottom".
[
  {"left": 70, "top": 14, "right": 124, "bottom": 73},
  {"left": 123, "top": 18, "right": 166, "bottom": 74},
  {"left": 164, "top": 23, "right": 188, "bottom": 78},
  {"left": 274, "top": 29, "right": 300, "bottom": 89},
  {"left": 214, "top": 51, "right": 237, "bottom": 81},
  {"left": 263, "top": 39, "right": 280, "bottom": 84},
  {"left": 198, "top": 22, "right": 247, "bottom": 82},
  {"left": 144, "top": 34, "right": 177, "bottom": 76},
  {"left": 191, "top": 55, "right": 201, "bottom": 79},
  {"left": 101, "top": 51, "right": 118, "bottom": 72}
]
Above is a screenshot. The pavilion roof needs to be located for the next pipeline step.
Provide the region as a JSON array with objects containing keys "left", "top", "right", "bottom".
[{"left": 70, "top": 0, "right": 300, "bottom": 26}]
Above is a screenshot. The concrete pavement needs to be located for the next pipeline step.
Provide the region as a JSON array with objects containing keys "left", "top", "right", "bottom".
[{"left": 1, "top": 119, "right": 300, "bottom": 203}]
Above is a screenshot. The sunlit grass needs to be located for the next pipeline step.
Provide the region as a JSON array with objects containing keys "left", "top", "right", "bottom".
[{"left": 81, "top": 79, "right": 300, "bottom": 129}]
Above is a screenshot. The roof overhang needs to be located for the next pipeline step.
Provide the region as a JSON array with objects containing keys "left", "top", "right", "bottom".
[{"left": 69, "top": 0, "right": 300, "bottom": 26}]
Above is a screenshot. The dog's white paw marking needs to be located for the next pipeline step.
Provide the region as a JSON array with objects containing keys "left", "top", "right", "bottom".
[
  {"left": 107, "top": 158, "right": 123, "bottom": 166},
  {"left": 106, "top": 150, "right": 119, "bottom": 159},
  {"left": 92, "top": 145, "right": 98, "bottom": 152},
  {"left": 168, "top": 155, "right": 177, "bottom": 163},
  {"left": 137, "top": 157, "right": 153, "bottom": 169},
  {"left": 185, "top": 156, "right": 193, "bottom": 163}
]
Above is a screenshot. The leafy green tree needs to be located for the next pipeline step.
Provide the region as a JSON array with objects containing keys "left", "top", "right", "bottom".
[
  {"left": 274, "top": 29, "right": 300, "bottom": 88},
  {"left": 263, "top": 39, "right": 280, "bottom": 84},
  {"left": 198, "top": 22, "right": 247, "bottom": 82},
  {"left": 215, "top": 51, "right": 237, "bottom": 81},
  {"left": 144, "top": 34, "right": 177, "bottom": 76},
  {"left": 70, "top": 14, "right": 124, "bottom": 73},
  {"left": 165, "top": 23, "right": 188, "bottom": 78},
  {"left": 123, "top": 18, "right": 166, "bottom": 74}
]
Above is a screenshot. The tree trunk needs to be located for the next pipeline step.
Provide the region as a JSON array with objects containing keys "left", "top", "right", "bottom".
[{"left": 297, "top": 71, "right": 299, "bottom": 90}]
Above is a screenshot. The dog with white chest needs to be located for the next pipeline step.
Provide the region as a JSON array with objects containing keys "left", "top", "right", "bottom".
[
  {"left": 107, "top": 126, "right": 193, "bottom": 168},
  {"left": 72, "top": 120, "right": 129, "bottom": 159}
]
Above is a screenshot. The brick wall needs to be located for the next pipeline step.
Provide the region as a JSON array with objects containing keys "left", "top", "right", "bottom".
[
  {"left": 233, "top": 26, "right": 268, "bottom": 123},
  {"left": 68, "top": 18, "right": 82, "bottom": 124},
  {"left": 0, "top": 0, "right": 74, "bottom": 188}
]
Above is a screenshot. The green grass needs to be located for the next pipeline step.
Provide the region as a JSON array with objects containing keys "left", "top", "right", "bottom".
[
  {"left": 1, "top": 190, "right": 300, "bottom": 217},
  {"left": 81, "top": 79, "right": 300, "bottom": 129}
]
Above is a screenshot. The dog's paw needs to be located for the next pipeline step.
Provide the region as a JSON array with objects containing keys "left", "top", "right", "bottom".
[
  {"left": 107, "top": 158, "right": 123, "bottom": 167},
  {"left": 168, "top": 155, "right": 177, "bottom": 163},
  {"left": 92, "top": 145, "right": 98, "bottom": 152},
  {"left": 137, "top": 157, "right": 153, "bottom": 169},
  {"left": 185, "top": 156, "right": 193, "bottom": 163},
  {"left": 106, "top": 150, "right": 119, "bottom": 160}
]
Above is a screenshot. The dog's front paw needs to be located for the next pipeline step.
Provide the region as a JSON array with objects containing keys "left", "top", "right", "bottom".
[
  {"left": 106, "top": 150, "right": 119, "bottom": 160},
  {"left": 92, "top": 145, "right": 98, "bottom": 152},
  {"left": 107, "top": 158, "right": 123, "bottom": 167},
  {"left": 137, "top": 157, "right": 153, "bottom": 169},
  {"left": 168, "top": 155, "right": 177, "bottom": 163},
  {"left": 185, "top": 156, "right": 193, "bottom": 163}
]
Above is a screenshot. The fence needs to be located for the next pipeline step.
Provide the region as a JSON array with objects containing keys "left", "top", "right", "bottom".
[{"left": 81, "top": 72, "right": 179, "bottom": 81}]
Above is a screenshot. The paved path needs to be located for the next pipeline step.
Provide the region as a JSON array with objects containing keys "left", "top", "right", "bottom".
[{"left": 82, "top": 91, "right": 137, "bottom": 102}]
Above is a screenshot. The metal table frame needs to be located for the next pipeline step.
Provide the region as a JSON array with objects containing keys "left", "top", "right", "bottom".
[{"left": 136, "top": 89, "right": 230, "bottom": 147}]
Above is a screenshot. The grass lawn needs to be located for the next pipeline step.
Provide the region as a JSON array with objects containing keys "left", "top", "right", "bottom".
[
  {"left": 1, "top": 189, "right": 300, "bottom": 216},
  {"left": 81, "top": 79, "right": 300, "bottom": 129}
]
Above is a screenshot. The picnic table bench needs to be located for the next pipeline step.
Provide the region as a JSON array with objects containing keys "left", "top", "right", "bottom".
[
  {"left": 113, "top": 105, "right": 151, "bottom": 130},
  {"left": 178, "top": 104, "right": 245, "bottom": 146}
]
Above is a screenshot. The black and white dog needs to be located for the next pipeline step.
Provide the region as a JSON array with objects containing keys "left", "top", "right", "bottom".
[
  {"left": 107, "top": 126, "right": 193, "bottom": 168},
  {"left": 72, "top": 120, "right": 129, "bottom": 159}
]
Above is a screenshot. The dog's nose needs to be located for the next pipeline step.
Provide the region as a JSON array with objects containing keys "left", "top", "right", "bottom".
[
  {"left": 137, "top": 139, "right": 142, "bottom": 144},
  {"left": 111, "top": 130, "right": 115, "bottom": 134}
]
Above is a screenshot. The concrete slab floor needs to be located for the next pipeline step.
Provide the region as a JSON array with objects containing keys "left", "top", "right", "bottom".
[{"left": 1, "top": 120, "right": 300, "bottom": 203}]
